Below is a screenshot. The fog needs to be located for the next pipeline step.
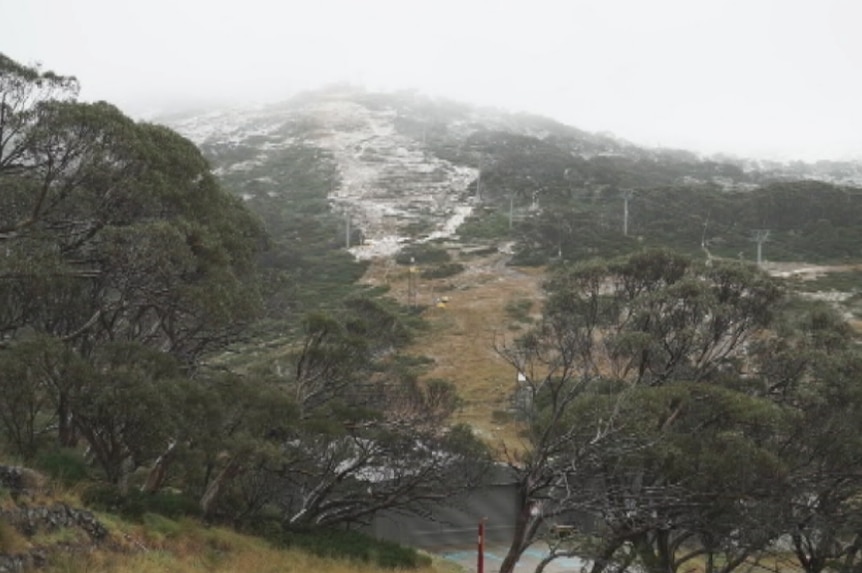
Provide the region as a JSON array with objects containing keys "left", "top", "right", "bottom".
[{"left": 6, "top": 0, "right": 862, "bottom": 161}]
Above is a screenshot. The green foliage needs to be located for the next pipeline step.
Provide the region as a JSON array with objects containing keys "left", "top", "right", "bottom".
[
  {"left": 494, "top": 168, "right": 862, "bottom": 265},
  {"left": 0, "top": 53, "right": 268, "bottom": 491},
  {"left": 82, "top": 484, "right": 200, "bottom": 520},
  {"left": 497, "top": 250, "right": 804, "bottom": 573},
  {"left": 209, "top": 141, "right": 369, "bottom": 319},
  {"left": 33, "top": 449, "right": 89, "bottom": 486},
  {"left": 394, "top": 244, "right": 451, "bottom": 265},
  {"left": 69, "top": 343, "right": 186, "bottom": 484},
  {"left": 0, "top": 335, "right": 72, "bottom": 460},
  {"left": 0, "top": 57, "right": 486, "bottom": 557},
  {"left": 419, "top": 262, "right": 465, "bottom": 279},
  {"left": 457, "top": 209, "right": 512, "bottom": 240},
  {"left": 280, "top": 528, "right": 432, "bottom": 569}
]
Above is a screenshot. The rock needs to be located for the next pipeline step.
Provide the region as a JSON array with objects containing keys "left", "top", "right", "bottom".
[
  {"left": 0, "top": 466, "right": 46, "bottom": 497},
  {"left": 0, "top": 503, "right": 107, "bottom": 541}
]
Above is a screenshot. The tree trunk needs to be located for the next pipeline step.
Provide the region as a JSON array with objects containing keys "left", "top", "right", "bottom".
[
  {"left": 141, "top": 441, "right": 177, "bottom": 494},
  {"left": 633, "top": 532, "right": 675, "bottom": 573},
  {"left": 588, "top": 539, "right": 627, "bottom": 573},
  {"left": 200, "top": 456, "right": 243, "bottom": 517},
  {"left": 57, "top": 394, "right": 76, "bottom": 447},
  {"left": 499, "top": 489, "right": 541, "bottom": 573}
]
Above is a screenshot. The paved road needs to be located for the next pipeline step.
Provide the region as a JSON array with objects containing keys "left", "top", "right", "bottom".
[{"left": 437, "top": 544, "right": 589, "bottom": 573}]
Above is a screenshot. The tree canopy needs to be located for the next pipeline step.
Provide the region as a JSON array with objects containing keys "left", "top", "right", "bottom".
[
  {"left": 495, "top": 250, "right": 862, "bottom": 573},
  {"left": 0, "top": 54, "right": 488, "bottom": 534}
]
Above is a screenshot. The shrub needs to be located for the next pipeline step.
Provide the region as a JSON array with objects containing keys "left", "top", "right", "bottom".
[
  {"left": 420, "top": 262, "right": 465, "bottom": 279},
  {"left": 82, "top": 485, "right": 200, "bottom": 520},
  {"left": 34, "top": 449, "right": 89, "bottom": 486},
  {"left": 457, "top": 211, "right": 511, "bottom": 240},
  {"left": 281, "top": 528, "right": 432, "bottom": 569},
  {"left": 395, "top": 244, "right": 451, "bottom": 265},
  {"left": 142, "top": 513, "right": 186, "bottom": 539}
]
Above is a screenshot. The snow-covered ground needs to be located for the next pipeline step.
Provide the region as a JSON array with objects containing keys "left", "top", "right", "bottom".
[{"left": 170, "top": 95, "right": 478, "bottom": 260}]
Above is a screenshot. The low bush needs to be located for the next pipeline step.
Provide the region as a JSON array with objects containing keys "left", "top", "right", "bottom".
[
  {"left": 82, "top": 485, "right": 200, "bottom": 520},
  {"left": 420, "top": 262, "right": 465, "bottom": 279},
  {"left": 34, "top": 449, "right": 89, "bottom": 486},
  {"left": 395, "top": 244, "right": 451, "bottom": 265},
  {"left": 281, "top": 528, "right": 432, "bottom": 569},
  {"left": 457, "top": 211, "right": 511, "bottom": 240}
]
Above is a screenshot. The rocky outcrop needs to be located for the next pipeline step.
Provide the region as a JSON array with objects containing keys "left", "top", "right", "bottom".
[
  {"left": 1, "top": 504, "right": 107, "bottom": 540},
  {"left": 0, "top": 550, "right": 47, "bottom": 572},
  {"left": 0, "top": 465, "right": 107, "bottom": 571},
  {"left": 0, "top": 466, "right": 45, "bottom": 499}
]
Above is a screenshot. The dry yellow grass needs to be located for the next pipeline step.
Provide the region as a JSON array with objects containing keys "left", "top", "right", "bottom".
[
  {"left": 0, "top": 520, "right": 30, "bottom": 554},
  {"left": 43, "top": 517, "right": 459, "bottom": 573},
  {"left": 362, "top": 250, "right": 546, "bottom": 456},
  {"left": 58, "top": 545, "right": 443, "bottom": 573}
]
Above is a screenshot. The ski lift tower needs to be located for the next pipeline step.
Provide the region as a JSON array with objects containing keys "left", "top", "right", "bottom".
[{"left": 407, "top": 257, "right": 418, "bottom": 308}]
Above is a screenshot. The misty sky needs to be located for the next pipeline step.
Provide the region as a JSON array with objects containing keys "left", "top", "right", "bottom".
[{"left": 5, "top": 0, "right": 862, "bottom": 161}]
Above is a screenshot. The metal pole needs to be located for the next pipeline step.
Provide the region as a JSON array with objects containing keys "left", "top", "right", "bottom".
[{"left": 477, "top": 519, "right": 485, "bottom": 573}]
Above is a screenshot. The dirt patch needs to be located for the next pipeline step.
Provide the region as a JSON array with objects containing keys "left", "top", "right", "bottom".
[{"left": 762, "top": 261, "right": 862, "bottom": 280}]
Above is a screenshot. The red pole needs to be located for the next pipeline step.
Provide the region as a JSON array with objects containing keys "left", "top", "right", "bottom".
[{"left": 478, "top": 519, "right": 485, "bottom": 573}]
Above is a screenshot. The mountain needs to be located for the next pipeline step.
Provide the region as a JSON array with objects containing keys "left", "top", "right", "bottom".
[
  {"left": 165, "top": 88, "right": 717, "bottom": 254},
  {"left": 167, "top": 86, "right": 862, "bottom": 270},
  {"left": 166, "top": 85, "right": 862, "bottom": 504}
]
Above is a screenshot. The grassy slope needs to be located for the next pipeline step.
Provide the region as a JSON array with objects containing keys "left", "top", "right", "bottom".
[
  {"left": 42, "top": 515, "right": 460, "bottom": 573},
  {"left": 360, "top": 248, "right": 546, "bottom": 455},
  {"left": 362, "top": 247, "right": 862, "bottom": 458},
  {"left": 0, "top": 474, "right": 460, "bottom": 573}
]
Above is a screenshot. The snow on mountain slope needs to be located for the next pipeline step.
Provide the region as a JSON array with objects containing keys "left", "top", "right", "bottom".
[{"left": 170, "top": 93, "right": 479, "bottom": 260}]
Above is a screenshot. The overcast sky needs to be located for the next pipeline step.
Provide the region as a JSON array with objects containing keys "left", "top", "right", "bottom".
[{"left": 5, "top": 0, "right": 862, "bottom": 161}]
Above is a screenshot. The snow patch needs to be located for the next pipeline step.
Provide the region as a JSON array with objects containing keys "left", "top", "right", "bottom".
[{"left": 170, "top": 94, "right": 480, "bottom": 261}]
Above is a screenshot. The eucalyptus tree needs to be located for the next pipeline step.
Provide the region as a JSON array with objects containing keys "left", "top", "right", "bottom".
[
  {"left": 0, "top": 54, "right": 265, "bottom": 468},
  {"left": 193, "top": 304, "right": 490, "bottom": 527},
  {"left": 0, "top": 54, "right": 263, "bottom": 359},
  {"left": 751, "top": 303, "right": 862, "bottom": 573},
  {"left": 495, "top": 250, "right": 789, "bottom": 573}
]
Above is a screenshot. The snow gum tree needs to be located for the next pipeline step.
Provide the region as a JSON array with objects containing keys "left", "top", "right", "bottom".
[
  {"left": 495, "top": 249, "right": 814, "bottom": 573},
  {"left": 0, "top": 54, "right": 489, "bottom": 529},
  {"left": 0, "top": 53, "right": 264, "bottom": 479}
]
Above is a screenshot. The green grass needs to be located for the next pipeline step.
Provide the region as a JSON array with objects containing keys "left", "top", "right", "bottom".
[
  {"left": 34, "top": 449, "right": 90, "bottom": 486},
  {"left": 280, "top": 528, "right": 432, "bottom": 569},
  {"left": 82, "top": 484, "right": 200, "bottom": 521}
]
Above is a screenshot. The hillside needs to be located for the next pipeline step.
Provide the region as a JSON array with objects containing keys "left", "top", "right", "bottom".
[
  {"left": 0, "top": 464, "right": 458, "bottom": 573},
  {"left": 167, "top": 87, "right": 862, "bottom": 441},
  {"left": 169, "top": 87, "right": 862, "bottom": 267},
  {"left": 12, "top": 53, "right": 862, "bottom": 573}
]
